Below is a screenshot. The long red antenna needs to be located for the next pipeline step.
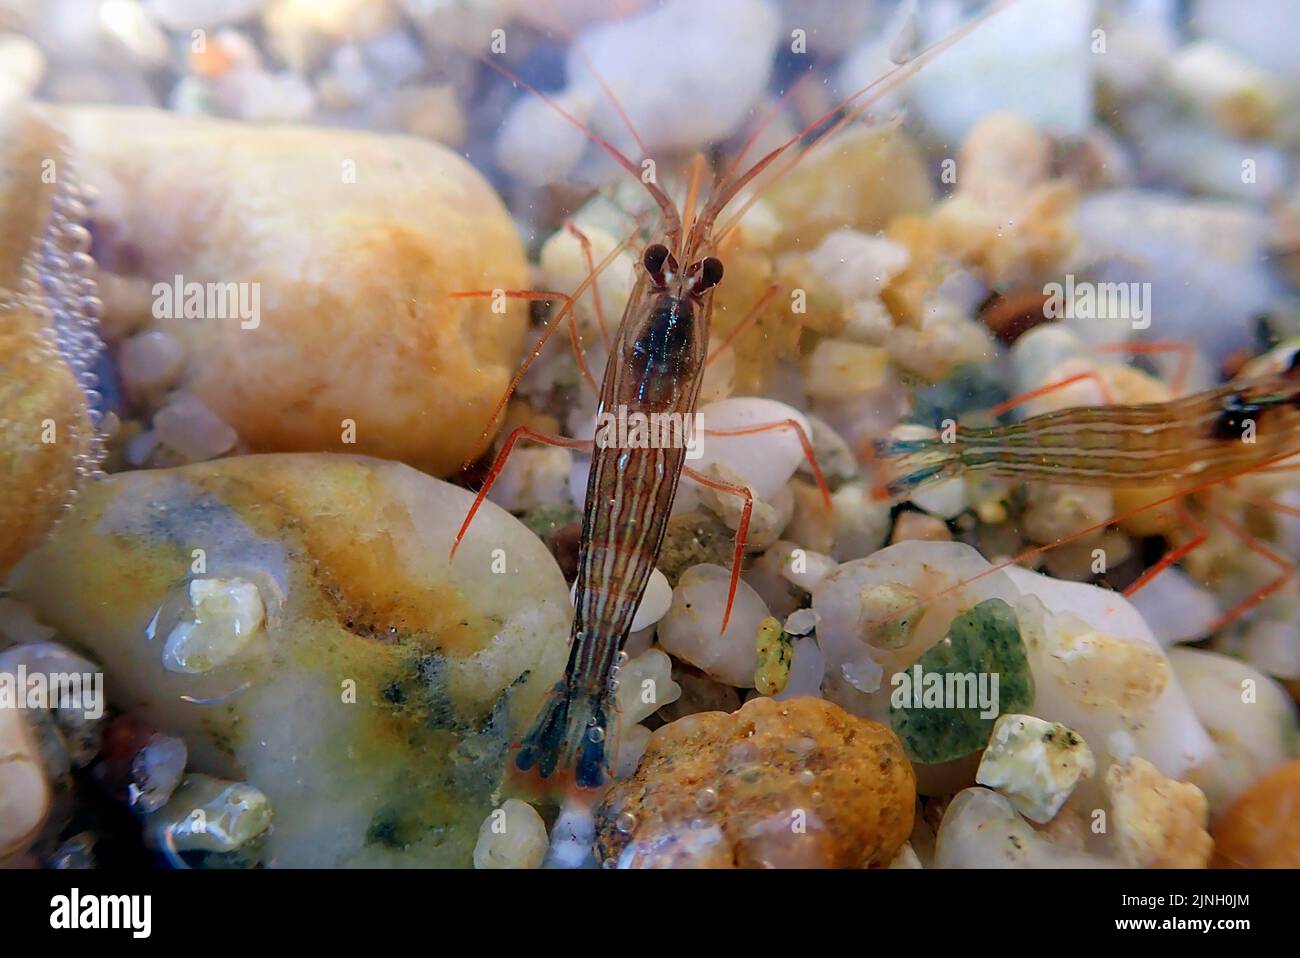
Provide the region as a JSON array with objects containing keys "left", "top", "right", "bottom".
[
  {"left": 475, "top": 51, "right": 681, "bottom": 245},
  {"left": 698, "top": 0, "right": 1021, "bottom": 250}
]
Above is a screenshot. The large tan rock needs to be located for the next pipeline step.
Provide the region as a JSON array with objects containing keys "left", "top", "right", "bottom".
[
  {"left": 61, "top": 106, "right": 529, "bottom": 476},
  {"left": 595, "top": 696, "right": 915, "bottom": 868}
]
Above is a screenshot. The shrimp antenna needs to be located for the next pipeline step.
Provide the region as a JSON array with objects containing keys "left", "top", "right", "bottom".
[
  {"left": 474, "top": 48, "right": 682, "bottom": 247},
  {"left": 694, "top": 0, "right": 1020, "bottom": 251}
]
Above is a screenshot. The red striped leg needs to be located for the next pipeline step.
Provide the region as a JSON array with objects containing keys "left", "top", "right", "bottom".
[
  {"left": 683, "top": 466, "right": 753, "bottom": 634},
  {"left": 450, "top": 427, "right": 592, "bottom": 560}
]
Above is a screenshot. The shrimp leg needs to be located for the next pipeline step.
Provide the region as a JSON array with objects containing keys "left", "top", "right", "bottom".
[
  {"left": 449, "top": 426, "right": 592, "bottom": 560},
  {"left": 1202, "top": 505, "right": 1296, "bottom": 631},
  {"left": 683, "top": 466, "right": 753, "bottom": 633}
]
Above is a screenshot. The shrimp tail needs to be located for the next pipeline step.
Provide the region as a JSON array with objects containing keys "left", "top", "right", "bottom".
[
  {"left": 515, "top": 681, "right": 613, "bottom": 790},
  {"left": 870, "top": 435, "right": 965, "bottom": 501}
]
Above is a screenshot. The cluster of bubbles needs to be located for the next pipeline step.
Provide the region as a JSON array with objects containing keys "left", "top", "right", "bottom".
[{"left": 19, "top": 140, "right": 108, "bottom": 509}]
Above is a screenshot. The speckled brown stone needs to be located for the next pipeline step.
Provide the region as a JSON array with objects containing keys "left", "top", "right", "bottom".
[
  {"left": 595, "top": 696, "right": 915, "bottom": 868},
  {"left": 1212, "top": 758, "right": 1300, "bottom": 868}
]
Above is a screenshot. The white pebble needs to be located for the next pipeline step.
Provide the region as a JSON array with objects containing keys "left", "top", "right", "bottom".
[
  {"left": 1127, "top": 566, "right": 1222, "bottom": 646},
  {"left": 694, "top": 398, "right": 812, "bottom": 501},
  {"left": 118, "top": 330, "right": 185, "bottom": 397},
  {"left": 473, "top": 799, "right": 548, "bottom": 869},
  {"left": 153, "top": 393, "right": 238, "bottom": 461},
  {"left": 0, "top": 704, "right": 50, "bottom": 859},
  {"left": 773, "top": 636, "right": 825, "bottom": 700},
  {"left": 828, "top": 482, "right": 892, "bottom": 561},
  {"left": 909, "top": 0, "right": 1096, "bottom": 141},
  {"left": 572, "top": 0, "right": 779, "bottom": 155},
  {"left": 492, "top": 444, "right": 572, "bottom": 513},
  {"left": 614, "top": 648, "right": 680, "bottom": 726},
  {"left": 161, "top": 577, "right": 265, "bottom": 674},
  {"left": 805, "top": 228, "right": 910, "bottom": 305},
  {"left": 783, "top": 608, "right": 819, "bottom": 637},
  {"left": 658, "top": 563, "right": 770, "bottom": 687},
  {"left": 975, "top": 714, "right": 1095, "bottom": 824}
]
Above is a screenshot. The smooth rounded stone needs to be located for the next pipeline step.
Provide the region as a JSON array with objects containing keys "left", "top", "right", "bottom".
[
  {"left": 813, "top": 541, "right": 1022, "bottom": 725},
  {"left": 934, "top": 787, "right": 1113, "bottom": 868},
  {"left": 59, "top": 105, "right": 529, "bottom": 477},
  {"left": 658, "top": 564, "right": 770, "bottom": 688},
  {"left": 771, "top": 636, "right": 824, "bottom": 702},
  {"left": 1212, "top": 759, "right": 1300, "bottom": 868},
  {"left": 157, "top": 576, "right": 266, "bottom": 674},
  {"left": 827, "top": 482, "right": 892, "bottom": 562},
  {"left": 802, "top": 339, "right": 889, "bottom": 401},
  {"left": 117, "top": 329, "right": 185, "bottom": 398},
  {"left": 1169, "top": 648, "right": 1298, "bottom": 813},
  {"left": 1127, "top": 567, "right": 1222, "bottom": 646},
  {"left": 0, "top": 701, "right": 50, "bottom": 860},
  {"left": 493, "top": 444, "right": 572, "bottom": 514},
  {"left": 594, "top": 697, "right": 915, "bottom": 868},
  {"left": 262, "top": 0, "right": 398, "bottom": 73},
  {"left": 0, "top": 598, "right": 57, "bottom": 646},
  {"left": 8, "top": 454, "right": 570, "bottom": 866},
  {"left": 143, "top": 773, "right": 271, "bottom": 864},
  {"left": 0, "top": 109, "right": 99, "bottom": 578},
  {"left": 1006, "top": 567, "right": 1214, "bottom": 808},
  {"left": 1242, "top": 605, "right": 1300, "bottom": 680},
  {"left": 1073, "top": 190, "right": 1277, "bottom": 364},
  {"left": 472, "top": 798, "right": 548, "bottom": 870},
  {"left": 909, "top": 0, "right": 1095, "bottom": 141},
  {"left": 569, "top": 0, "right": 778, "bottom": 156},
  {"left": 1010, "top": 323, "right": 1089, "bottom": 396},
  {"left": 692, "top": 398, "right": 813, "bottom": 503},
  {"left": 152, "top": 393, "right": 239, "bottom": 463},
  {"left": 614, "top": 648, "right": 680, "bottom": 728}
]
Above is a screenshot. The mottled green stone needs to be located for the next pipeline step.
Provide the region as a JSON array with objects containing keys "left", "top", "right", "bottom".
[{"left": 889, "top": 597, "right": 1033, "bottom": 764}]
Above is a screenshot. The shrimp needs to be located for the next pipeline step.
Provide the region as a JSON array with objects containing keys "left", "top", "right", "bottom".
[
  {"left": 872, "top": 357, "right": 1300, "bottom": 500},
  {"left": 449, "top": 2, "right": 1021, "bottom": 788},
  {"left": 869, "top": 342, "right": 1300, "bottom": 630}
]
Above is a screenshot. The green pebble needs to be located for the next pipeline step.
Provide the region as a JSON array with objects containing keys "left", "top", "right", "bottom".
[{"left": 889, "top": 597, "right": 1034, "bottom": 764}]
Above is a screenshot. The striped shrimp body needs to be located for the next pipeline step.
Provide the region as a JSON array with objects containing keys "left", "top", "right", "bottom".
[
  {"left": 870, "top": 345, "right": 1300, "bottom": 632},
  {"left": 875, "top": 360, "right": 1300, "bottom": 501},
  {"left": 517, "top": 249, "right": 722, "bottom": 785}
]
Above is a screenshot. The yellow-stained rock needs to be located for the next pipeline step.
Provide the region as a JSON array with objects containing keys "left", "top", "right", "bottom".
[
  {"left": 60, "top": 106, "right": 529, "bottom": 476},
  {"left": 0, "top": 107, "right": 96, "bottom": 577},
  {"left": 1212, "top": 758, "right": 1300, "bottom": 868},
  {"left": 594, "top": 696, "right": 915, "bottom": 868}
]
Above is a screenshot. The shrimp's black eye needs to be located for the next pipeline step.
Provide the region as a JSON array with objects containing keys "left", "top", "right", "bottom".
[
  {"left": 695, "top": 257, "right": 724, "bottom": 294},
  {"left": 1285, "top": 347, "right": 1300, "bottom": 376},
  {"left": 643, "top": 244, "right": 670, "bottom": 284}
]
